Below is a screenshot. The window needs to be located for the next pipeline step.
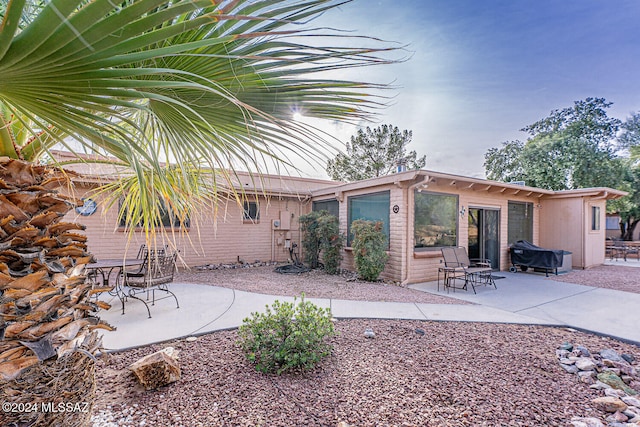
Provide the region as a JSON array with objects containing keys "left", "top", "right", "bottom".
[
  {"left": 591, "top": 206, "right": 601, "bottom": 231},
  {"left": 414, "top": 191, "right": 458, "bottom": 249},
  {"left": 243, "top": 201, "right": 259, "bottom": 222},
  {"left": 507, "top": 201, "right": 533, "bottom": 244},
  {"left": 119, "top": 200, "right": 190, "bottom": 229},
  {"left": 312, "top": 199, "right": 339, "bottom": 218},
  {"left": 347, "top": 191, "right": 390, "bottom": 246}
]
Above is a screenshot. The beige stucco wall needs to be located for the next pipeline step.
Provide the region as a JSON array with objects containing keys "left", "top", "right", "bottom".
[
  {"left": 406, "top": 184, "right": 541, "bottom": 284},
  {"left": 539, "top": 197, "right": 607, "bottom": 269},
  {"left": 321, "top": 178, "right": 544, "bottom": 284},
  {"left": 63, "top": 184, "right": 311, "bottom": 268}
]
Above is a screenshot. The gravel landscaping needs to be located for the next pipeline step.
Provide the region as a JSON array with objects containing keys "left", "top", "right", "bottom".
[{"left": 90, "top": 264, "right": 640, "bottom": 426}]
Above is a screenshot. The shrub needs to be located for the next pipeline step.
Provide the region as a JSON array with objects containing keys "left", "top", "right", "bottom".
[
  {"left": 299, "top": 210, "right": 344, "bottom": 274},
  {"left": 237, "top": 296, "right": 335, "bottom": 374},
  {"left": 351, "top": 219, "right": 389, "bottom": 281}
]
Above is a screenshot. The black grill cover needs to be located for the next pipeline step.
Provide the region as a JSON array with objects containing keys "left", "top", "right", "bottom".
[{"left": 510, "top": 240, "right": 564, "bottom": 269}]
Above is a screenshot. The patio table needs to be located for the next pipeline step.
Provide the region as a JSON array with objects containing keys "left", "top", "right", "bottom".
[{"left": 87, "top": 258, "right": 144, "bottom": 311}]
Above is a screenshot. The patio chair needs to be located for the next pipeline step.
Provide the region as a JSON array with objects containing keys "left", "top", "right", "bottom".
[
  {"left": 439, "top": 247, "right": 470, "bottom": 292},
  {"left": 453, "top": 246, "right": 496, "bottom": 293},
  {"left": 121, "top": 252, "right": 179, "bottom": 318}
]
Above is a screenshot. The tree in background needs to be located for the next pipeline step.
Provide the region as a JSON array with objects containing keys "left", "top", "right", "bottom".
[
  {"left": 484, "top": 98, "right": 640, "bottom": 239},
  {"left": 326, "top": 125, "right": 425, "bottom": 182}
]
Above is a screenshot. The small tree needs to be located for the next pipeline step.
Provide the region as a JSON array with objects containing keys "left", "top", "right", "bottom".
[
  {"left": 327, "top": 124, "right": 426, "bottom": 182},
  {"left": 351, "top": 219, "right": 388, "bottom": 281},
  {"left": 299, "top": 211, "right": 344, "bottom": 274}
]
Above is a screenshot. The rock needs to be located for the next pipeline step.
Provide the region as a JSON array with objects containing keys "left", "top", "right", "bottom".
[
  {"left": 185, "top": 336, "right": 198, "bottom": 342},
  {"left": 605, "top": 387, "right": 626, "bottom": 398},
  {"left": 590, "top": 380, "right": 613, "bottom": 390},
  {"left": 560, "top": 363, "right": 579, "bottom": 374},
  {"left": 608, "top": 411, "right": 629, "bottom": 423},
  {"left": 622, "top": 396, "right": 640, "bottom": 408},
  {"left": 578, "top": 371, "right": 597, "bottom": 385},
  {"left": 364, "top": 329, "right": 375, "bottom": 339},
  {"left": 415, "top": 328, "right": 425, "bottom": 336},
  {"left": 557, "top": 349, "right": 570, "bottom": 359},
  {"left": 576, "top": 345, "right": 592, "bottom": 357},
  {"left": 591, "top": 396, "right": 628, "bottom": 413},
  {"left": 576, "top": 358, "right": 598, "bottom": 371},
  {"left": 622, "top": 354, "right": 636, "bottom": 364},
  {"left": 129, "top": 347, "right": 181, "bottom": 390},
  {"left": 598, "top": 371, "right": 638, "bottom": 396},
  {"left": 559, "top": 342, "right": 574, "bottom": 352},
  {"left": 569, "top": 417, "right": 605, "bottom": 427},
  {"left": 561, "top": 358, "right": 576, "bottom": 365},
  {"left": 601, "top": 349, "right": 624, "bottom": 362}
]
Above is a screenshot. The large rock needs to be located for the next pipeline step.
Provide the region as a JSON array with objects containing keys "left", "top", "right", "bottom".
[
  {"left": 600, "top": 349, "right": 624, "bottom": 363},
  {"left": 591, "top": 396, "right": 628, "bottom": 413},
  {"left": 598, "top": 371, "right": 638, "bottom": 396},
  {"left": 569, "top": 417, "right": 605, "bottom": 427},
  {"left": 622, "top": 396, "right": 640, "bottom": 408},
  {"left": 576, "top": 358, "right": 598, "bottom": 372},
  {"left": 129, "top": 347, "right": 181, "bottom": 390}
]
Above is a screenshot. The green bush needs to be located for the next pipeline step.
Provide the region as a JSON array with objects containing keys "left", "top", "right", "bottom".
[
  {"left": 299, "top": 210, "right": 344, "bottom": 274},
  {"left": 351, "top": 219, "right": 389, "bottom": 281},
  {"left": 237, "top": 296, "right": 335, "bottom": 374}
]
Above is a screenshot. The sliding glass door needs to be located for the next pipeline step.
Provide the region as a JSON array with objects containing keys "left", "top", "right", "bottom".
[{"left": 468, "top": 208, "right": 500, "bottom": 269}]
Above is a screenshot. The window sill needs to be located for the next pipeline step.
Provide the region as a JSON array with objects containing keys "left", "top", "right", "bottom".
[
  {"left": 243, "top": 220, "right": 260, "bottom": 224},
  {"left": 413, "top": 250, "right": 442, "bottom": 259}
]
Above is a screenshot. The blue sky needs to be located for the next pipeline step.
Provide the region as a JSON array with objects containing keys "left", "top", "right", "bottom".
[{"left": 296, "top": 0, "right": 640, "bottom": 179}]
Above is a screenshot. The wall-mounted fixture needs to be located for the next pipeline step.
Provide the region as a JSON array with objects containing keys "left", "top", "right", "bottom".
[{"left": 459, "top": 206, "right": 466, "bottom": 218}]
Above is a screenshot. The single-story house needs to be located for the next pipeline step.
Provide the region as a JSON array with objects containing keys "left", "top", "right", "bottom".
[{"left": 55, "top": 151, "right": 626, "bottom": 284}]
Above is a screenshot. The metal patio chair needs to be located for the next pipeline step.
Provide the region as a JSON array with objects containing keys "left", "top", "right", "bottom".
[
  {"left": 121, "top": 252, "right": 180, "bottom": 318},
  {"left": 453, "top": 246, "right": 496, "bottom": 293}
]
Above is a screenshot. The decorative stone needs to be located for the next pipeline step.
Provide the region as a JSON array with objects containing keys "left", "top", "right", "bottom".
[
  {"left": 601, "top": 349, "right": 624, "bottom": 362},
  {"left": 576, "top": 345, "right": 592, "bottom": 357},
  {"left": 561, "top": 358, "right": 576, "bottom": 365},
  {"left": 560, "top": 363, "right": 579, "bottom": 374},
  {"left": 622, "top": 354, "right": 636, "bottom": 364},
  {"left": 364, "top": 329, "right": 375, "bottom": 339},
  {"left": 598, "top": 371, "right": 638, "bottom": 396},
  {"left": 605, "top": 387, "right": 626, "bottom": 398},
  {"left": 590, "top": 381, "right": 613, "bottom": 390},
  {"left": 569, "top": 417, "right": 605, "bottom": 427},
  {"left": 622, "top": 396, "right": 640, "bottom": 408},
  {"left": 415, "top": 328, "right": 425, "bottom": 336},
  {"left": 185, "top": 336, "right": 198, "bottom": 342},
  {"left": 591, "top": 396, "right": 628, "bottom": 413},
  {"left": 557, "top": 349, "right": 570, "bottom": 358},
  {"left": 576, "top": 358, "right": 598, "bottom": 371},
  {"left": 129, "top": 347, "right": 181, "bottom": 390},
  {"left": 609, "top": 411, "right": 629, "bottom": 423},
  {"left": 578, "top": 371, "right": 597, "bottom": 384},
  {"left": 559, "top": 342, "right": 574, "bottom": 352}
]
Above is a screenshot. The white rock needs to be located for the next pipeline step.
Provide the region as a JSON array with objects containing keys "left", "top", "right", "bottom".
[
  {"left": 621, "top": 396, "right": 640, "bottom": 408},
  {"left": 576, "top": 358, "right": 597, "bottom": 371},
  {"left": 569, "top": 417, "right": 605, "bottom": 427}
]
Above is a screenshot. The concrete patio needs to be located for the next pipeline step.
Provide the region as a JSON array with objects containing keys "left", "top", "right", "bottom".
[{"left": 96, "top": 265, "right": 640, "bottom": 352}]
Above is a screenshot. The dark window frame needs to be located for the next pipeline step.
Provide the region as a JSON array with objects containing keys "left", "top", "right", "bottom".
[
  {"left": 507, "top": 201, "right": 533, "bottom": 245},
  {"left": 347, "top": 191, "right": 390, "bottom": 247},
  {"left": 118, "top": 199, "right": 190, "bottom": 230},
  {"left": 413, "top": 191, "right": 459, "bottom": 250},
  {"left": 591, "top": 206, "right": 601, "bottom": 231},
  {"left": 243, "top": 200, "right": 260, "bottom": 223}
]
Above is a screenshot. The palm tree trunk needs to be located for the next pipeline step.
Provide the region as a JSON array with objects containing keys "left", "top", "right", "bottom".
[{"left": 0, "top": 158, "right": 110, "bottom": 427}]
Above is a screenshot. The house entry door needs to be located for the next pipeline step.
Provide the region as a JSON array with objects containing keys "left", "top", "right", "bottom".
[{"left": 468, "top": 208, "right": 500, "bottom": 269}]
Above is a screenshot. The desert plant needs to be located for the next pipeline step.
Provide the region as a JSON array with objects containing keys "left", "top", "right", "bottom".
[
  {"left": 238, "top": 296, "right": 335, "bottom": 374},
  {"left": 299, "top": 211, "right": 344, "bottom": 274},
  {"left": 351, "top": 219, "right": 389, "bottom": 281}
]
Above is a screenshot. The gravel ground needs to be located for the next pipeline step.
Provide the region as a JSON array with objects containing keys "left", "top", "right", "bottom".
[
  {"left": 90, "top": 265, "right": 640, "bottom": 427},
  {"left": 175, "top": 266, "right": 469, "bottom": 305},
  {"left": 550, "top": 264, "right": 640, "bottom": 294}
]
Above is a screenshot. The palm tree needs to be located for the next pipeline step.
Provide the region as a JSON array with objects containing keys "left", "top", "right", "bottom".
[{"left": 0, "top": 0, "right": 398, "bottom": 425}]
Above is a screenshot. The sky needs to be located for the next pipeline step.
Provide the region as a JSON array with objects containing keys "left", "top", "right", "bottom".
[{"left": 290, "top": 0, "right": 640, "bottom": 180}]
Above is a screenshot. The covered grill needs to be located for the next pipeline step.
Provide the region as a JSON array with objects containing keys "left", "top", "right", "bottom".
[{"left": 509, "top": 240, "right": 567, "bottom": 276}]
